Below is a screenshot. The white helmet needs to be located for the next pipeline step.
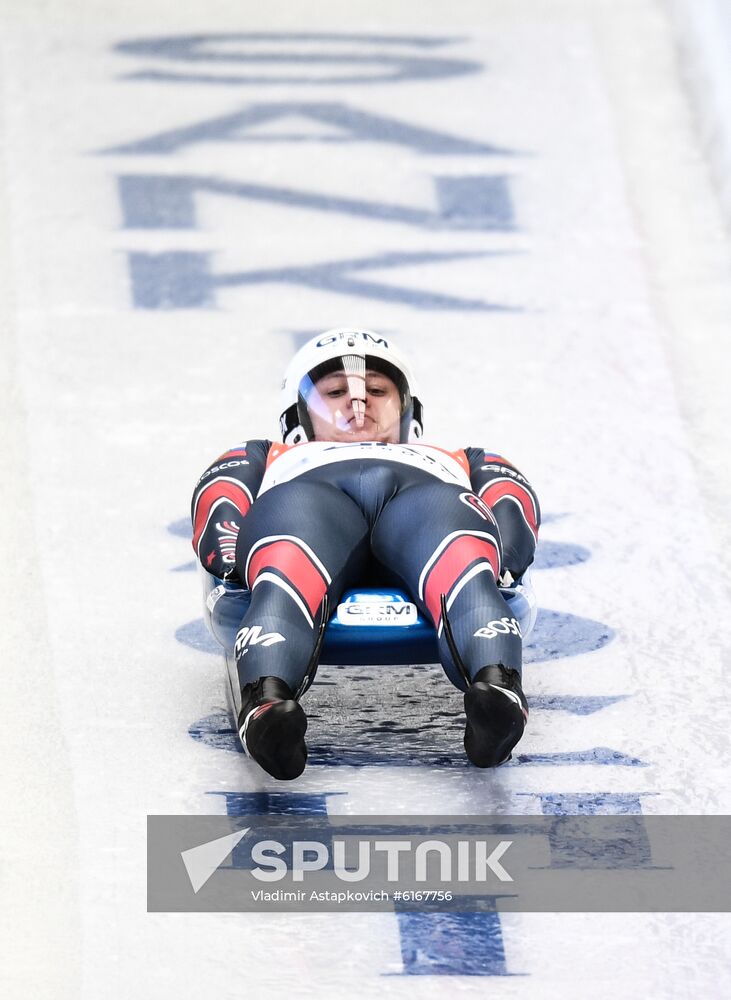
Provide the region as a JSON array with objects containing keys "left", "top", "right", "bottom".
[{"left": 279, "top": 328, "right": 424, "bottom": 445}]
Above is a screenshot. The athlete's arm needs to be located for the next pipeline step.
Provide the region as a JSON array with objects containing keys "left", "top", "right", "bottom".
[
  {"left": 191, "top": 440, "right": 271, "bottom": 580},
  {"left": 465, "top": 448, "right": 541, "bottom": 581}
]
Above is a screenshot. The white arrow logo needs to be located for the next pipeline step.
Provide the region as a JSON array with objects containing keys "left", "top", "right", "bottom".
[{"left": 181, "top": 828, "right": 250, "bottom": 894}]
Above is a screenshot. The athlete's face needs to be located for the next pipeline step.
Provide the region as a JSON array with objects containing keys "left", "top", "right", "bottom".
[{"left": 308, "top": 370, "right": 402, "bottom": 443}]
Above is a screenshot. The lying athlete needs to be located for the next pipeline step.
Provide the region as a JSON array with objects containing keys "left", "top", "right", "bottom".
[{"left": 192, "top": 328, "right": 540, "bottom": 779}]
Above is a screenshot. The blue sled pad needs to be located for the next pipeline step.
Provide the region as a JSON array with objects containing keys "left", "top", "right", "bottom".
[{"left": 200, "top": 572, "right": 536, "bottom": 668}]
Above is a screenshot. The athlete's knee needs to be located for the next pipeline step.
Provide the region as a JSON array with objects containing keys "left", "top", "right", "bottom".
[{"left": 419, "top": 530, "right": 502, "bottom": 627}]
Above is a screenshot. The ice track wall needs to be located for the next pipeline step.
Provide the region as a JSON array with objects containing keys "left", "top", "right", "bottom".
[{"left": 670, "top": 0, "right": 731, "bottom": 227}]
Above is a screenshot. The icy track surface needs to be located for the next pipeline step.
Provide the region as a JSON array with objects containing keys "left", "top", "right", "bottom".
[{"left": 2, "top": 1, "right": 731, "bottom": 998}]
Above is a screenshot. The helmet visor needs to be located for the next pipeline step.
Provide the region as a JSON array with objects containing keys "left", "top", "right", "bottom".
[{"left": 298, "top": 353, "right": 407, "bottom": 443}]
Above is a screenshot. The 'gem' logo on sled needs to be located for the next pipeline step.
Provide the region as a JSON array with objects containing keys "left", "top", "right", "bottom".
[{"left": 336, "top": 593, "right": 418, "bottom": 627}]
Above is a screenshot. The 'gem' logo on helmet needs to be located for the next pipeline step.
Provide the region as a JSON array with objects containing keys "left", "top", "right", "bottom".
[{"left": 316, "top": 331, "right": 389, "bottom": 348}]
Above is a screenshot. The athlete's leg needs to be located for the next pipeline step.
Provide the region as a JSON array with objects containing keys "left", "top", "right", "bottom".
[
  {"left": 371, "top": 480, "right": 528, "bottom": 766},
  {"left": 233, "top": 480, "right": 369, "bottom": 778},
  {"left": 371, "top": 480, "right": 520, "bottom": 685},
  {"left": 234, "top": 480, "right": 369, "bottom": 689}
]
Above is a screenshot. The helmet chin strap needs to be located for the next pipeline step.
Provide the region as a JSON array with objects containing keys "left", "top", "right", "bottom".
[{"left": 342, "top": 353, "right": 367, "bottom": 429}]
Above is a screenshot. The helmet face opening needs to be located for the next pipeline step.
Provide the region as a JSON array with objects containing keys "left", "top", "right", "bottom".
[
  {"left": 279, "top": 329, "right": 423, "bottom": 445},
  {"left": 297, "top": 353, "right": 409, "bottom": 444}
]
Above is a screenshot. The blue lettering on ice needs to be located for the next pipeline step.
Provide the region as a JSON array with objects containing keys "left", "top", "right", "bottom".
[
  {"left": 529, "top": 695, "right": 628, "bottom": 716},
  {"left": 102, "top": 102, "right": 512, "bottom": 156},
  {"left": 171, "top": 560, "right": 196, "bottom": 573},
  {"left": 539, "top": 798, "right": 653, "bottom": 869},
  {"left": 514, "top": 748, "right": 646, "bottom": 767},
  {"left": 538, "top": 512, "right": 570, "bottom": 525},
  {"left": 167, "top": 517, "right": 191, "bottom": 538},
  {"left": 395, "top": 909, "right": 511, "bottom": 977},
  {"left": 307, "top": 747, "right": 646, "bottom": 768},
  {"left": 535, "top": 792, "right": 648, "bottom": 815},
  {"left": 118, "top": 173, "right": 515, "bottom": 232},
  {"left": 129, "top": 252, "right": 214, "bottom": 309},
  {"left": 177, "top": 620, "right": 219, "bottom": 655},
  {"left": 208, "top": 791, "right": 341, "bottom": 816},
  {"left": 523, "top": 609, "right": 615, "bottom": 663},
  {"left": 114, "top": 32, "right": 482, "bottom": 86},
  {"left": 128, "top": 249, "right": 516, "bottom": 311},
  {"left": 188, "top": 712, "right": 241, "bottom": 753},
  {"left": 532, "top": 539, "right": 591, "bottom": 569}
]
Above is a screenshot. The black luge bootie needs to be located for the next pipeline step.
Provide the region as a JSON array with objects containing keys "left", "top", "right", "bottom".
[
  {"left": 237, "top": 676, "right": 308, "bottom": 780},
  {"left": 464, "top": 665, "right": 528, "bottom": 768}
]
